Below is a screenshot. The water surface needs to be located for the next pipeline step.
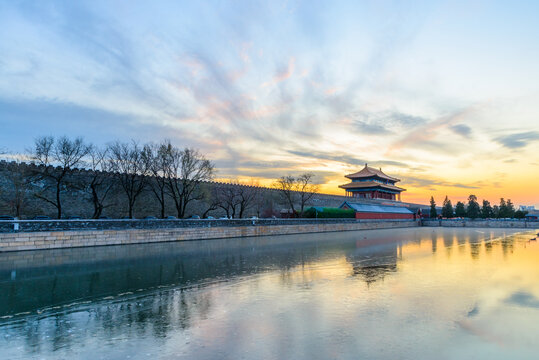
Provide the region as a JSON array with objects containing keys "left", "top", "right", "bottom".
[{"left": 1, "top": 227, "right": 538, "bottom": 359}]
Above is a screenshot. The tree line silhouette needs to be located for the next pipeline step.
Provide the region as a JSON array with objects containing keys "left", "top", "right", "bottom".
[
  {"left": 429, "top": 195, "right": 528, "bottom": 219},
  {"left": 1, "top": 136, "right": 319, "bottom": 219}
]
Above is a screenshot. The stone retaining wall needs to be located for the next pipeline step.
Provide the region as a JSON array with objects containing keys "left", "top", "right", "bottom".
[
  {"left": 0, "top": 218, "right": 413, "bottom": 233},
  {"left": 0, "top": 220, "right": 419, "bottom": 252},
  {"left": 422, "top": 219, "right": 539, "bottom": 228}
]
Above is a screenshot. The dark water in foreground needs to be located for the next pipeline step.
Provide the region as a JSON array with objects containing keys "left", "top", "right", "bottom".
[{"left": 0, "top": 227, "right": 538, "bottom": 359}]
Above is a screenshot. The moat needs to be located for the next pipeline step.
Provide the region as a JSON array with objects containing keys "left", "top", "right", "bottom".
[{"left": 1, "top": 227, "right": 538, "bottom": 359}]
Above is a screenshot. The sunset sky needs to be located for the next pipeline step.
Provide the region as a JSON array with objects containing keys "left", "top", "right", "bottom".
[{"left": 1, "top": 0, "right": 538, "bottom": 206}]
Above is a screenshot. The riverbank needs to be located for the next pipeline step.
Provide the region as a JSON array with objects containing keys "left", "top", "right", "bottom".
[{"left": 0, "top": 219, "right": 419, "bottom": 252}]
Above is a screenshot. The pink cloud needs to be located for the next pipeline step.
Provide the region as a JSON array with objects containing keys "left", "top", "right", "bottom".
[
  {"left": 386, "top": 104, "right": 482, "bottom": 154},
  {"left": 261, "top": 56, "right": 296, "bottom": 87}
]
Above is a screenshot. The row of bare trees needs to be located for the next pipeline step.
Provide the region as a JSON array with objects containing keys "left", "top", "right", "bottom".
[
  {"left": 273, "top": 173, "right": 319, "bottom": 217},
  {"left": 27, "top": 136, "right": 215, "bottom": 219},
  {"left": 2, "top": 136, "right": 321, "bottom": 219}
]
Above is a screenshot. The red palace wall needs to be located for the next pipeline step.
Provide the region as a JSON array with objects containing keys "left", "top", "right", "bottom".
[{"left": 355, "top": 212, "right": 414, "bottom": 220}]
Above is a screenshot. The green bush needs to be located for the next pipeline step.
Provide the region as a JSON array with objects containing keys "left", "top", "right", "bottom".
[{"left": 302, "top": 207, "right": 355, "bottom": 218}]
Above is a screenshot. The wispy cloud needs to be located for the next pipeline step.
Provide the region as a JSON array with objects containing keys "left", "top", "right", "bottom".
[
  {"left": 450, "top": 124, "right": 472, "bottom": 138},
  {"left": 1, "top": 1, "right": 539, "bottom": 205},
  {"left": 495, "top": 131, "right": 539, "bottom": 149},
  {"left": 287, "top": 149, "right": 410, "bottom": 169},
  {"left": 403, "top": 176, "right": 481, "bottom": 190},
  {"left": 350, "top": 110, "right": 426, "bottom": 135},
  {"left": 387, "top": 106, "right": 479, "bottom": 154}
]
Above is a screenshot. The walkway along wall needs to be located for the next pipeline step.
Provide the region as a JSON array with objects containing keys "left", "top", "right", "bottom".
[{"left": 0, "top": 219, "right": 420, "bottom": 252}]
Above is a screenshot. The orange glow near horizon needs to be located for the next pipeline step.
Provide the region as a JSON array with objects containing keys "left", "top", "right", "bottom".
[{"left": 215, "top": 152, "right": 539, "bottom": 207}]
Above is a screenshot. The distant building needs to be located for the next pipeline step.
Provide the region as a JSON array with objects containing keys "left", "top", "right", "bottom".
[
  {"left": 339, "top": 202, "right": 414, "bottom": 220},
  {"left": 525, "top": 210, "right": 539, "bottom": 220},
  {"left": 339, "top": 164, "right": 405, "bottom": 201}
]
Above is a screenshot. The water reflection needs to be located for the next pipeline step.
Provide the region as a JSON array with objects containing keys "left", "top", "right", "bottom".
[{"left": 0, "top": 227, "right": 538, "bottom": 360}]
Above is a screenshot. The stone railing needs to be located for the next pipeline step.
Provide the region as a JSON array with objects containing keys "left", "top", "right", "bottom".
[{"left": 0, "top": 218, "right": 417, "bottom": 233}]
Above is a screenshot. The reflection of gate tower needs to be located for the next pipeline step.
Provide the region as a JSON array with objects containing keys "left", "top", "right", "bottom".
[
  {"left": 347, "top": 239, "right": 401, "bottom": 285},
  {"left": 339, "top": 164, "right": 406, "bottom": 201}
]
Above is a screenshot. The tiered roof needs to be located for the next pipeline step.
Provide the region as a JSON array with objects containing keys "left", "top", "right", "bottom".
[
  {"left": 339, "top": 181, "right": 405, "bottom": 192},
  {"left": 345, "top": 164, "right": 400, "bottom": 182}
]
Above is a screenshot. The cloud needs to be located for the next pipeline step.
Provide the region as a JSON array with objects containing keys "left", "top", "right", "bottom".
[
  {"left": 387, "top": 106, "right": 479, "bottom": 154},
  {"left": 402, "top": 176, "right": 481, "bottom": 189},
  {"left": 450, "top": 124, "right": 472, "bottom": 138},
  {"left": 350, "top": 110, "right": 427, "bottom": 135},
  {"left": 505, "top": 291, "right": 539, "bottom": 309},
  {"left": 274, "top": 57, "right": 296, "bottom": 82},
  {"left": 287, "top": 149, "right": 410, "bottom": 169},
  {"left": 353, "top": 121, "right": 392, "bottom": 135},
  {"left": 262, "top": 57, "right": 296, "bottom": 87},
  {"left": 495, "top": 131, "right": 539, "bottom": 149}
]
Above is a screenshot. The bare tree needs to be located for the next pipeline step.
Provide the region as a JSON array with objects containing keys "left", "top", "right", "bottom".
[
  {"left": 107, "top": 141, "right": 149, "bottom": 218},
  {"left": 200, "top": 183, "right": 221, "bottom": 218},
  {"left": 30, "top": 136, "right": 91, "bottom": 219},
  {"left": 296, "top": 173, "right": 319, "bottom": 215},
  {"left": 86, "top": 146, "right": 115, "bottom": 219},
  {"left": 274, "top": 173, "right": 318, "bottom": 217},
  {"left": 274, "top": 175, "right": 297, "bottom": 215},
  {"left": 145, "top": 142, "right": 171, "bottom": 218},
  {"left": 214, "top": 184, "right": 240, "bottom": 218},
  {"left": 164, "top": 147, "right": 214, "bottom": 218},
  {"left": 209, "top": 181, "right": 259, "bottom": 218},
  {"left": 2, "top": 161, "right": 32, "bottom": 218},
  {"left": 236, "top": 183, "right": 259, "bottom": 218}
]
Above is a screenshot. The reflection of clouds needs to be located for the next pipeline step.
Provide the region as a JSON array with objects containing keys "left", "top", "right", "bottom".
[
  {"left": 505, "top": 291, "right": 539, "bottom": 309},
  {"left": 467, "top": 304, "right": 479, "bottom": 317},
  {"left": 1, "top": 228, "right": 537, "bottom": 359},
  {"left": 456, "top": 319, "right": 505, "bottom": 346}
]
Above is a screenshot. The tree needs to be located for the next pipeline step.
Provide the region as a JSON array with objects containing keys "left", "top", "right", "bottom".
[
  {"left": 514, "top": 210, "right": 528, "bottom": 219},
  {"left": 506, "top": 199, "right": 515, "bottom": 218},
  {"left": 441, "top": 196, "right": 454, "bottom": 218},
  {"left": 2, "top": 161, "right": 32, "bottom": 218},
  {"left": 429, "top": 196, "right": 437, "bottom": 218},
  {"left": 455, "top": 201, "right": 466, "bottom": 217},
  {"left": 466, "top": 194, "right": 481, "bottom": 219},
  {"left": 498, "top": 198, "right": 515, "bottom": 218},
  {"left": 30, "top": 136, "right": 91, "bottom": 219},
  {"left": 492, "top": 205, "right": 500, "bottom": 218},
  {"left": 209, "top": 181, "right": 258, "bottom": 219},
  {"left": 107, "top": 141, "right": 149, "bottom": 218},
  {"left": 144, "top": 142, "right": 171, "bottom": 218},
  {"left": 236, "top": 182, "right": 259, "bottom": 218},
  {"left": 274, "top": 173, "right": 319, "bottom": 217},
  {"left": 213, "top": 183, "right": 241, "bottom": 219},
  {"left": 274, "top": 175, "right": 296, "bottom": 215},
  {"left": 201, "top": 183, "right": 221, "bottom": 218},
  {"left": 86, "top": 146, "right": 115, "bottom": 219},
  {"left": 296, "top": 173, "right": 319, "bottom": 215},
  {"left": 164, "top": 147, "right": 215, "bottom": 218},
  {"left": 481, "top": 199, "right": 492, "bottom": 219}
]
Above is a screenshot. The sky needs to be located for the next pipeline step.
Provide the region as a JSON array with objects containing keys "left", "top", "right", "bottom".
[{"left": 1, "top": 0, "right": 539, "bottom": 206}]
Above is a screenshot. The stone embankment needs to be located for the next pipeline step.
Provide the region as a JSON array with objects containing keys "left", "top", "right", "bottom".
[
  {"left": 0, "top": 219, "right": 420, "bottom": 252},
  {"left": 421, "top": 219, "right": 539, "bottom": 228}
]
